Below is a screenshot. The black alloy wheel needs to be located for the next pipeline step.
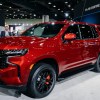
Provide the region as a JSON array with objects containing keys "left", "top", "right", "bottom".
[{"left": 27, "top": 63, "right": 56, "bottom": 98}]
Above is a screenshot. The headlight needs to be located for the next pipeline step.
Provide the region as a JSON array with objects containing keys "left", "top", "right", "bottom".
[{"left": 4, "top": 49, "right": 28, "bottom": 56}]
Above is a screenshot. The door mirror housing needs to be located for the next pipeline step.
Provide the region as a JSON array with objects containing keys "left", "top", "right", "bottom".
[{"left": 64, "top": 33, "right": 76, "bottom": 40}]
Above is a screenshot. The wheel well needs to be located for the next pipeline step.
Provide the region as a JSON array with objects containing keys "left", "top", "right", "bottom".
[{"left": 35, "top": 58, "right": 59, "bottom": 78}]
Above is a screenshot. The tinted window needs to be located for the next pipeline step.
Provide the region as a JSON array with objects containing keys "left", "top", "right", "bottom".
[
  {"left": 22, "top": 24, "right": 64, "bottom": 38},
  {"left": 97, "top": 26, "right": 100, "bottom": 31},
  {"left": 79, "top": 25, "right": 93, "bottom": 39},
  {"left": 64, "top": 25, "right": 80, "bottom": 39},
  {"left": 91, "top": 26, "right": 98, "bottom": 38}
]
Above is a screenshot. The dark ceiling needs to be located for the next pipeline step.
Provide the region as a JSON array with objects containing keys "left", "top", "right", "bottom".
[{"left": 0, "top": 0, "right": 83, "bottom": 20}]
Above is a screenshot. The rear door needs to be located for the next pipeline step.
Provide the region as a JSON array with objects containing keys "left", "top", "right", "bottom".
[{"left": 79, "top": 24, "right": 98, "bottom": 63}]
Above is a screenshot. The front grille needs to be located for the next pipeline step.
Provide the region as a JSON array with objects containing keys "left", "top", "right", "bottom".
[
  {"left": 0, "top": 57, "right": 8, "bottom": 69},
  {"left": 0, "top": 50, "right": 8, "bottom": 56},
  {"left": 0, "top": 50, "right": 9, "bottom": 69}
]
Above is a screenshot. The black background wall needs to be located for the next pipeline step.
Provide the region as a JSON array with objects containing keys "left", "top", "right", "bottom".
[
  {"left": 0, "top": 11, "right": 5, "bottom": 26},
  {"left": 74, "top": 0, "right": 100, "bottom": 25}
]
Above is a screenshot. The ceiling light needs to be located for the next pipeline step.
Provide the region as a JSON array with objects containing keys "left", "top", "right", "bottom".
[
  {"left": 48, "top": 2, "right": 51, "bottom": 4},
  {"left": 53, "top": 5, "right": 56, "bottom": 8},
  {"left": 55, "top": 14, "right": 57, "bottom": 17},
  {"left": 6, "top": 10, "right": 8, "bottom": 11},
  {"left": 68, "top": 5, "right": 71, "bottom": 7},
  {"left": 18, "top": 9, "right": 20, "bottom": 11},
  {"left": 71, "top": 8, "right": 74, "bottom": 10},
  {"left": 9, "top": 7, "right": 12, "bottom": 9},
  {"left": 0, "top": 3, "right": 2, "bottom": 6},
  {"left": 58, "top": 9, "right": 60, "bottom": 10},
  {"left": 61, "top": 11, "right": 63, "bottom": 12},
  {"left": 65, "top": 13, "right": 69, "bottom": 17},
  {"left": 65, "top": 2, "right": 68, "bottom": 4},
  {"left": 34, "top": 14, "right": 36, "bottom": 17}
]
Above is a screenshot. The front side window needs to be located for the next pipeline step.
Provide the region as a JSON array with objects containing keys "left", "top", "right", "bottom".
[
  {"left": 22, "top": 24, "right": 64, "bottom": 38},
  {"left": 79, "top": 25, "right": 93, "bottom": 39},
  {"left": 64, "top": 24, "right": 80, "bottom": 39}
]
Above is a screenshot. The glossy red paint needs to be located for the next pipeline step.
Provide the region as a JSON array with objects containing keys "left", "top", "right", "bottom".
[{"left": 0, "top": 21, "right": 100, "bottom": 86}]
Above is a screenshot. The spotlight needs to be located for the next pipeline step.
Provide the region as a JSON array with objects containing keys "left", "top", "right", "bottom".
[
  {"left": 65, "top": 2, "right": 68, "bottom": 4},
  {"left": 71, "top": 8, "right": 74, "bottom": 10},
  {"left": 53, "top": 5, "right": 56, "bottom": 8},
  {"left": 48, "top": 2, "right": 51, "bottom": 4},
  {"left": 34, "top": 14, "right": 36, "bottom": 17},
  {"left": 68, "top": 5, "right": 71, "bottom": 7},
  {"left": 0, "top": 3, "right": 2, "bottom": 6},
  {"left": 65, "top": 13, "right": 69, "bottom": 17},
  {"left": 55, "top": 14, "right": 57, "bottom": 17}
]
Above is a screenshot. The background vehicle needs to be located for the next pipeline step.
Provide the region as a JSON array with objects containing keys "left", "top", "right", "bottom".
[{"left": 0, "top": 21, "right": 100, "bottom": 98}]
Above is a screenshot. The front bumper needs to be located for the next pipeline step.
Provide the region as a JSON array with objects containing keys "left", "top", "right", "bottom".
[
  {"left": 0, "top": 66, "right": 22, "bottom": 85},
  {"left": 0, "top": 81, "right": 26, "bottom": 91},
  {"left": 0, "top": 49, "right": 33, "bottom": 88}
]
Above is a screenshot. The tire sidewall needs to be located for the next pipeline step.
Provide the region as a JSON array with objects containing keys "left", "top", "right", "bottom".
[{"left": 96, "top": 55, "right": 100, "bottom": 72}]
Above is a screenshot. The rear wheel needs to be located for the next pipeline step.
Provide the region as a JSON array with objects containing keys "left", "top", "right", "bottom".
[
  {"left": 94, "top": 55, "right": 100, "bottom": 72},
  {"left": 27, "top": 63, "right": 56, "bottom": 98}
]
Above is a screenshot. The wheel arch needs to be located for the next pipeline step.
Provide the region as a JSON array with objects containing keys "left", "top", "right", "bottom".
[{"left": 33, "top": 58, "right": 59, "bottom": 78}]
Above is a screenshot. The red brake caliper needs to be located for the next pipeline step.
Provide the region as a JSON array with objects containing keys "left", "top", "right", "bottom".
[{"left": 45, "top": 75, "right": 50, "bottom": 85}]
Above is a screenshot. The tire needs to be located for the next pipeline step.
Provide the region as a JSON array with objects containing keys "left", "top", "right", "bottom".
[
  {"left": 27, "top": 63, "right": 56, "bottom": 98},
  {"left": 94, "top": 55, "right": 100, "bottom": 72}
]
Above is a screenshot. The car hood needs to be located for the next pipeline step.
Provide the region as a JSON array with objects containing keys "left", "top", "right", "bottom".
[{"left": 0, "top": 36, "right": 48, "bottom": 49}]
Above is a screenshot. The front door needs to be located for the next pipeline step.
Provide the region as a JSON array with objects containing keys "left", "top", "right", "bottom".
[{"left": 60, "top": 24, "right": 85, "bottom": 70}]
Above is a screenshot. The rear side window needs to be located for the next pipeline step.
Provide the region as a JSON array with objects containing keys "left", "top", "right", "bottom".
[
  {"left": 91, "top": 26, "right": 99, "bottom": 38},
  {"left": 97, "top": 26, "right": 100, "bottom": 31},
  {"left": 64, "top": 25, "right": 80, "bottom": 39},
  {"left": 79, "top": 25, "right": 93, "bottom": 39}
]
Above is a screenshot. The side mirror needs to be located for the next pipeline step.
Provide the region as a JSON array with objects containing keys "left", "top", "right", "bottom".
[{"left": 64, "top": 33, "right": 76, "bottom": 40}]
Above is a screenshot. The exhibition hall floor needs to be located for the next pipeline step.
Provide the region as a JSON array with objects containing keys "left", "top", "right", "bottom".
[{"left": 0, "top": 66, "right": 100, "bottom": 100}]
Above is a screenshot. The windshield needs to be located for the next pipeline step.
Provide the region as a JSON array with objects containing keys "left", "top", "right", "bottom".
[{"left": 22, "top": 23, "right": 64, "bottom": 37}]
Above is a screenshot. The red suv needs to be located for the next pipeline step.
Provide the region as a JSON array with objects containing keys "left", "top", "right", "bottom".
[{"left": 0, "top": 21, "right": 100, "bottom": 98}]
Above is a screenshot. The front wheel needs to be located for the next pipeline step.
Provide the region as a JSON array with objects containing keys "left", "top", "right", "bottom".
[
  {"left": 94, "top": 55, "right": 100, "bottom": 72},
  {"left": 27, "top": 63, "right": 56, "bottom": 98}
]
